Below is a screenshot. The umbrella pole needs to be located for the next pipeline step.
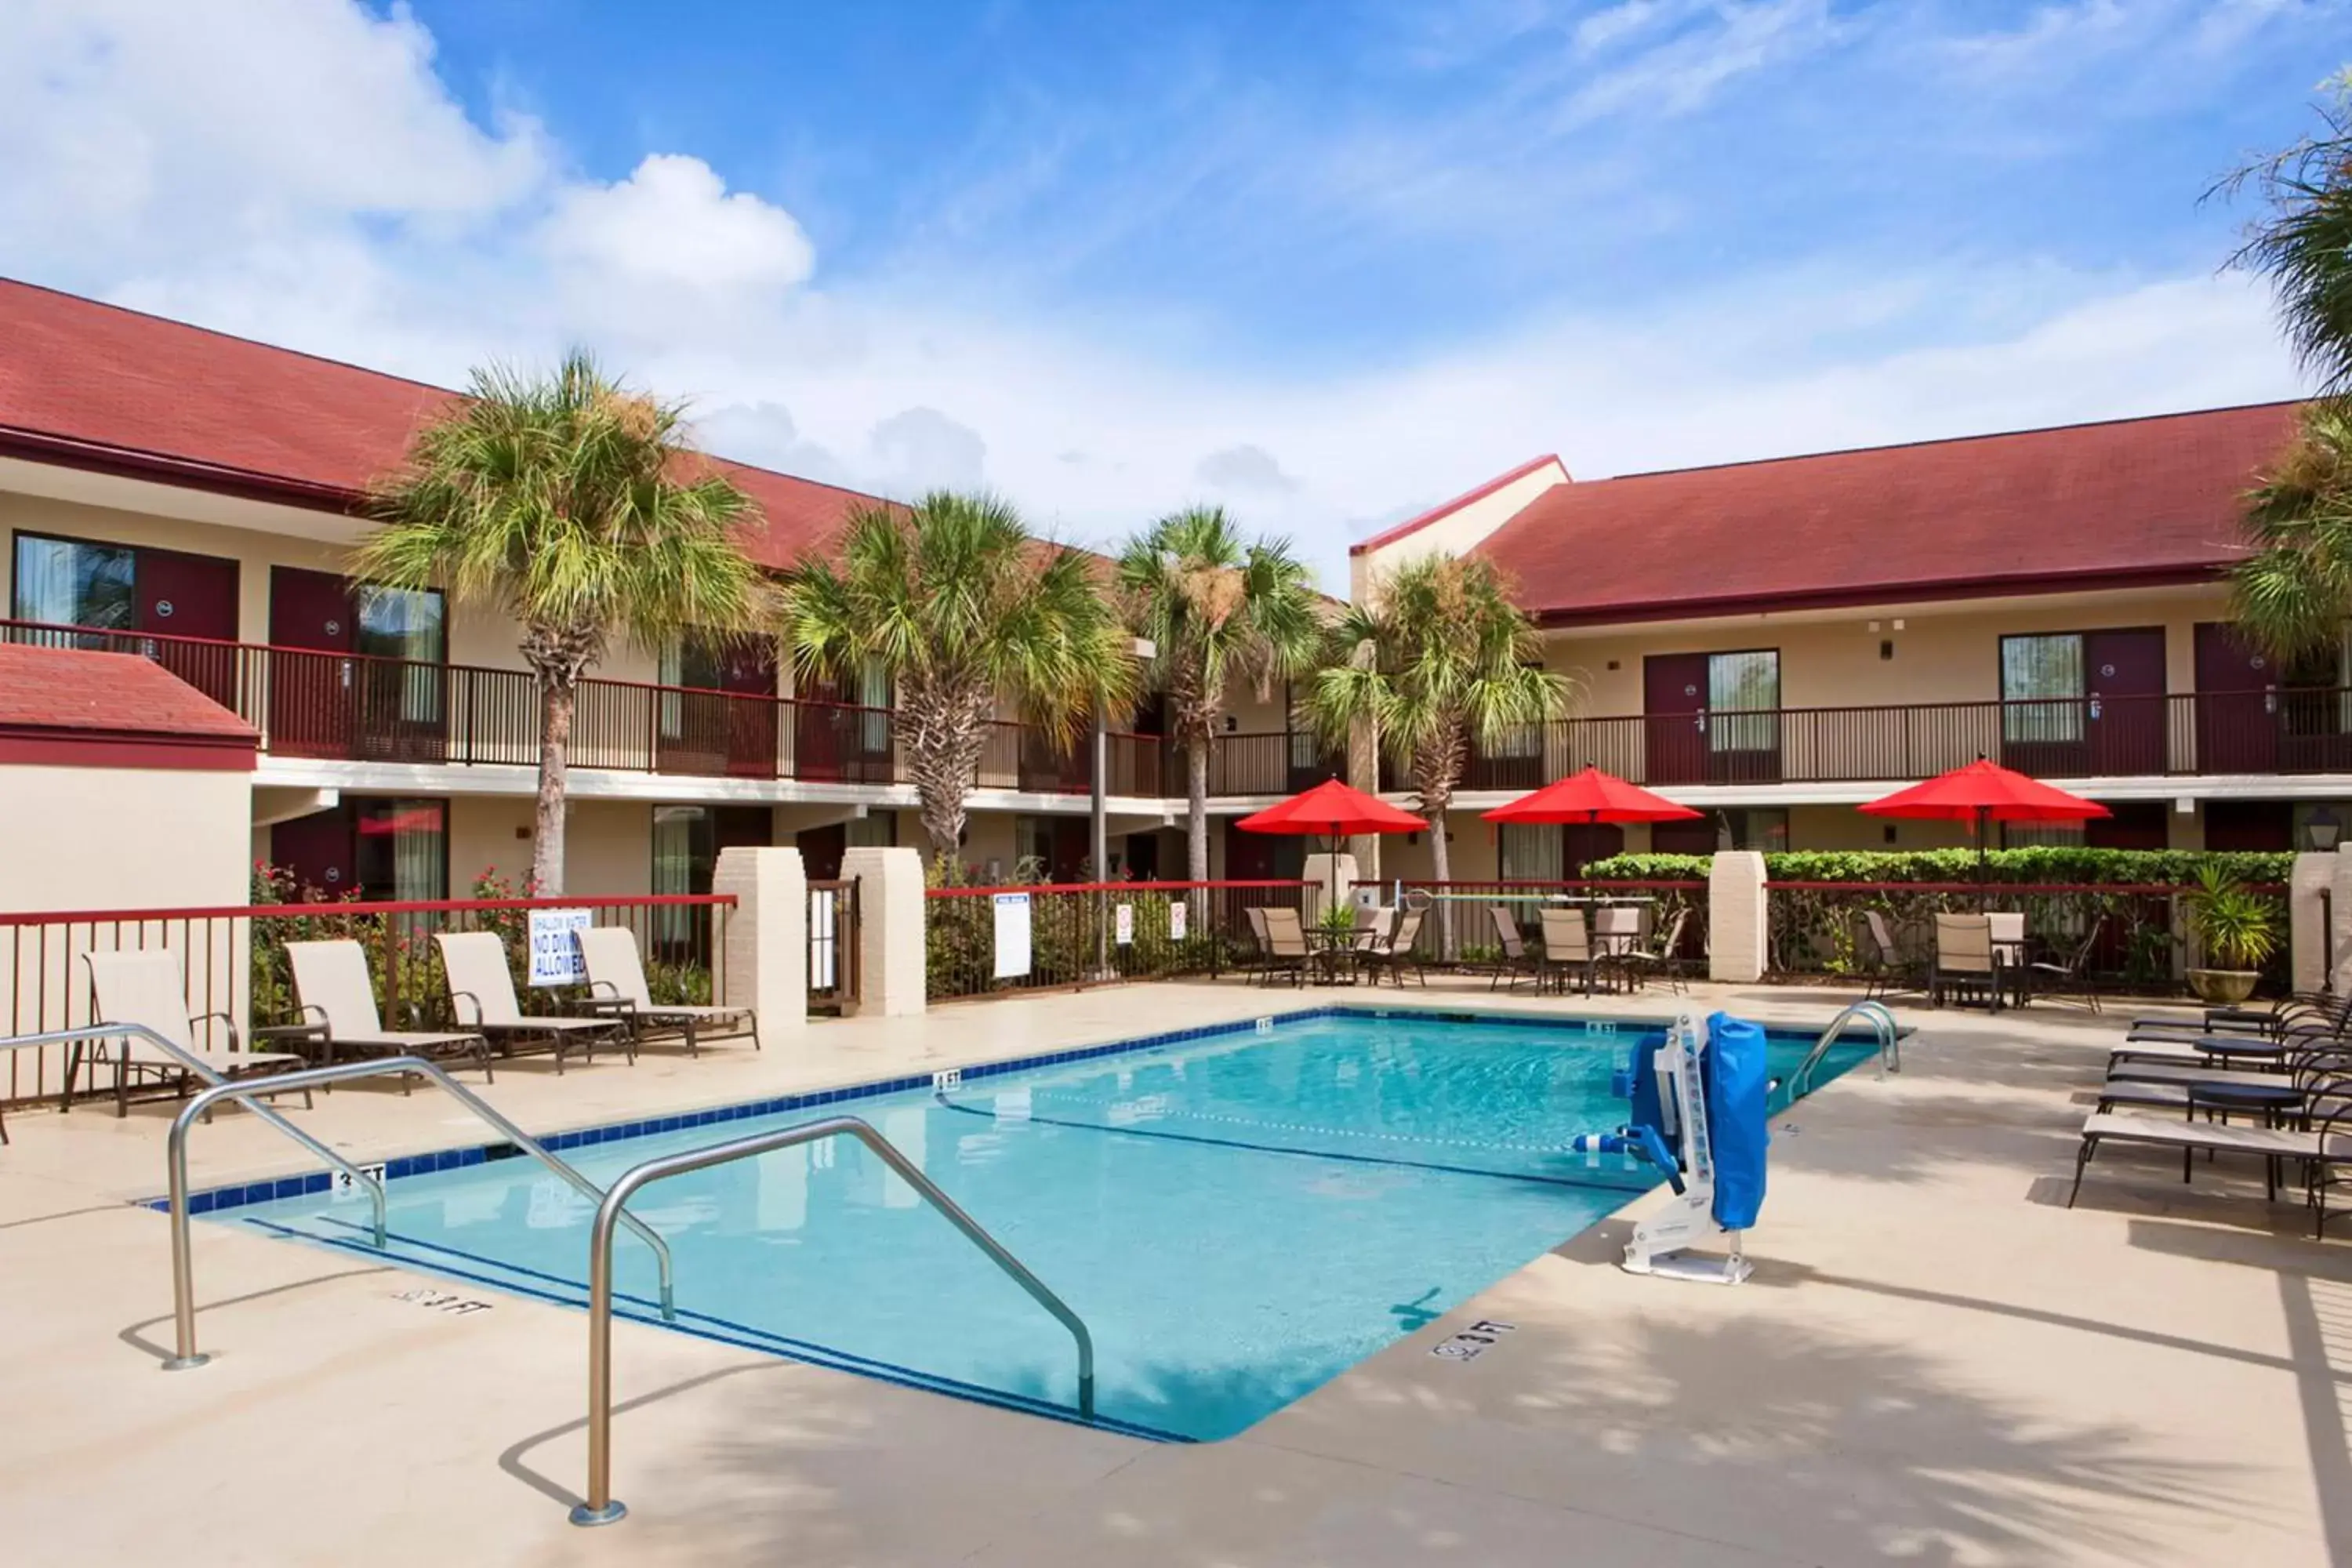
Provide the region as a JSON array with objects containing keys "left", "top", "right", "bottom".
[{"left": 1976, "top": 805, "right": 1990, "bottom": 910}]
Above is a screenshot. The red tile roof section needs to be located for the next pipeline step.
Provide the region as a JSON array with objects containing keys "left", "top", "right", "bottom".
[
  {"left": 0, "top": 645, "right": 258, "bottom": 771},
  {"left": 0, "top": 277, "right": 882, "bottom": 569},
  {"left": 1470, "top": 403, "right": 2306, "bottom": 623},
  {"left": 1349, "top": 452, "right": 1566, "bottom": 557}
]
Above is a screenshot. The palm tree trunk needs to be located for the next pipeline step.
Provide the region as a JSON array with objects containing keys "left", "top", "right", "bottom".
[
  {"left": 905, "top": 679, "right": 989, "bottom": 865},
  {"left": 1187, "top": 739, "right": 1210, "bottom": 884},
  {"left": 1426, "top": 800, "right": 1451, "bottom": 960},
  {"left": 534, "top": 675, "right": 575, "bottom": 895}
]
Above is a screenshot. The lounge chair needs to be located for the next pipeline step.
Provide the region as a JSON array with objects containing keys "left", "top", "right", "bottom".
[
  {"left": 1254, "top": 907, "right": 1311, "bottom": 989},
  {"left": 71, "top": 949, "right": 313, "bottom": 1120},
  {"left": 1238, "top": 907, "right": 1273, "bottom": 982},
  {"left": 2128, "top": 990, "right": 2351, "bottom": 1044},
  {"left": 575, "top": 927, "right": 759, "bottom": 1054},
  {"left": 2067, "top": 1079, "right": 2352, "bottom": 1236},
  {"left": 1356, "top": 908, "right": 1426, "bottom": 988},
  {"left": 1487, "top": 907, "right": 1542, "bottom": 993},
  {"left": 285, "top": 939, "right": 493, "bottom": 1083},
  {"left": 1537, "top": 907, "right": 1603, "bottom": 996},
  {"left": 433, "top": 931, "right": 629, "bottom": 1074},
  {"left": 1929, "top": 913, "right": 2002, "bottom": 1011}
]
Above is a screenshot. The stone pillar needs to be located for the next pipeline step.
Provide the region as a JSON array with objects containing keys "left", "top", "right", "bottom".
[
  {"left": 842, "top": 844, "right": 927, "bottom": 1016},
  {"left": 713, "top": 845, "right": 807, "bottom": 1036},
  {"left": 1708, "top": 851, "right": 1768, "bottom": 984},
  {"left": 2331, "top": 844, "right": 2352, "bottom": 991},
  {"left": 2292, "top": 851, "right": 2336, "bottom": 994},
  {"left": 1301, "top": 851, "right": 1360, "bottom": 924}
]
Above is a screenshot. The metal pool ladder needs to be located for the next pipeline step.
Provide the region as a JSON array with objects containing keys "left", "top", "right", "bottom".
[
  {"left": 570, "top": 1116, "right": 1097, "bottom": 1528},
  {"left": 1788, "top": 1000, "right": 1900, "bottom": 1100},
  {"left": 157, "top": 1052, "right": 678, "bottom": 1369}
]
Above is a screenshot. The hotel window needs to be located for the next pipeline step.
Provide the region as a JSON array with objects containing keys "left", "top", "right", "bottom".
[
  {"left": 1497, "top": 822, "right": 1562, "bottom": 881},
  {"left": 658, "top": 633, "right": 725, "bottom": 739},
  {"left": 354, "top": 585, "right": 445, "bottom": 724},
  {"left": 13, "top": 535, "right": 134, "bottom": 633},
  {"left": 1708, "top": 650, "right": 1780, "bottom": 754},
  {"left": 2001, "top": 633, "right": 2085, "bottom": 743},
  {"left": 352, "top": 799, "right": 446, "bottom": 902}
]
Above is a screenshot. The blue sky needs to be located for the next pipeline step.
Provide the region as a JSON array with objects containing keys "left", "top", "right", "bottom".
[{"left": 0, "top": 2, "right": 2345, "bottom": 586}]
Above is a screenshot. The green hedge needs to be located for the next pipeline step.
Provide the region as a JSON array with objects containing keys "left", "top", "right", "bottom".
[{"left": 1584, "top": 848, "right": 2297, "bottom": 886}]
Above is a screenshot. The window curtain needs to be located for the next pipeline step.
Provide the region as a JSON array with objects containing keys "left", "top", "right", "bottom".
[
  {"left": 855, "top": 656, "right": 891, "bottom": 754},
  {"left": 2002, "top": 634, "right": 2084, "bottom": 743},
  {"left": 13, "top": 536, "right": 133, "bottom": 641},
  {"left": 651, "top": 807, "right": 706, "bottom": 949},
  {"left": 1708, "top": 651, "right": 1780, "bottom": 754},
  {"left": 1497, "top": 823, "right": 1562, "bottom": 881},
  {"left": 392, "top": 803, "right": 445, "bottom": 902},
  {"left": 356, "top": 586, "right": 445, "bottom": 725}
]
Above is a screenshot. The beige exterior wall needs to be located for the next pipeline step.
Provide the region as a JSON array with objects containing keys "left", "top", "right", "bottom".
[
  {"left": 0, "top": 762, "right": 253, "bottom": 1101},
  {"left": 1542, "top": 582, "right": 2233, "bottom": 718},
  {"left": 1349, "top": 458, "right": 1570, "bottom": 601}
]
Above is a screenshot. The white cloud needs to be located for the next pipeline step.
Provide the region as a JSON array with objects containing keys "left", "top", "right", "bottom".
[
  {"left": 543, "top": 154, "right": 815, "bottom": 292},
  {"left": 867, "top": 408, "right": 990, "bottom": 495},
  {"left": 1195, "top": 445, "right": 1299, "bottom": 495}
]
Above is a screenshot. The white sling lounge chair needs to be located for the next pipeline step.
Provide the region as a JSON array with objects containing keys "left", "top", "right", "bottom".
[
  {"left": 575, "top": 927, "right": 758, "bottom": 1055},
  {"left": 433, "top": 931, "right": 629, "bottom": 1074},
  {"left": 78, "top": 949, "right": 312, "bottom": 1118},
  {"left": 285, "top": 939, "right": 493, "bottom": 1083},
  {"left": 2067, "top": 1108, "right": 2352, "bottom": 1236}
]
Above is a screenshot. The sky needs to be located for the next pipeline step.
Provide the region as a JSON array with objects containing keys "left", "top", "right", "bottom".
[{"left": 0, "top": 1, "right": 2345, "bottom": 590}]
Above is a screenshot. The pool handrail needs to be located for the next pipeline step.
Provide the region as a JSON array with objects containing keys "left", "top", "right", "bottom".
[
  {"left": 162, "top": 1054, "right": 677, "bottom": 1371},
  {"left": 569, "top": 1114, "right": 1097, "bottom": 1528},
  {"left": 1789, "top": 1001, "right": 1900, "bottom": 1099}
]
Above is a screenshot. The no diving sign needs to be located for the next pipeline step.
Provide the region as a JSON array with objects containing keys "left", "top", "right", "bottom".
[{"left": 527, "top": 908, "right": 592, "bottom": 987}]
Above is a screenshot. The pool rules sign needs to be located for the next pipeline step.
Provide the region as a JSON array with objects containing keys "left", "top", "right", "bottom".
[{"left": 993, "top": 892, "right": 1033, "bottom": 979}]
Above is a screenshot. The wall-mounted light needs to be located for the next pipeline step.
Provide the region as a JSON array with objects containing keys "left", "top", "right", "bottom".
[{"left": 2310, "top": 805, "right": 2342, "bottom": 851}]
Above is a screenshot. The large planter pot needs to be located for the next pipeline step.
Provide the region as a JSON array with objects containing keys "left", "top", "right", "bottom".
[{"left": 2187, "top": 967, "right": 2259, "bottom": 1005}]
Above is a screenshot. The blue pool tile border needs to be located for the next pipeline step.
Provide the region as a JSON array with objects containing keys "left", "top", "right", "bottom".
[{"left": 149, "top": 1001, "right": 1882, "bottom": 1215}]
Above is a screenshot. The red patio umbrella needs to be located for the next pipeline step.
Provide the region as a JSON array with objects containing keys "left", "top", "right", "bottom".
[
  {"left": 1482, "top": 765, "right": 1703, "bottom": 826},
  {"left": 1858, "top": 757, "right": 2110, "bottom": 888},
  {"left": 1235, "top": 776, "right": 1428, "bottom": 840}
]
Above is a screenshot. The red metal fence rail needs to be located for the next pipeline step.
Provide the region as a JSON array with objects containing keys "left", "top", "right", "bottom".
[{"left": 0, "top": 893, "right": 734, "bottom": 1108}]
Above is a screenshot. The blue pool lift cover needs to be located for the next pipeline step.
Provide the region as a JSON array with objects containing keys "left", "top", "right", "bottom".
[{"left": 1704, "top": 1011, "right": 1770, "bottom": 1230}]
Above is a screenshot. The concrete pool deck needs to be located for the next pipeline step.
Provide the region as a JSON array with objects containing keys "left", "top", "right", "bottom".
[{"left": 3, "top": 979, "right": 2349, "bottom": 1566}]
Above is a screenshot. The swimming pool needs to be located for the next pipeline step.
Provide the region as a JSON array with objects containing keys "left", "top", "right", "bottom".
[{"left": 197, "top": 1007, "right": 1878, "bottom": 1442}]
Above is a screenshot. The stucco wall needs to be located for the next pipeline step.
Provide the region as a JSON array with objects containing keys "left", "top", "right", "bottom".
[
  {"left": 0, "top": 763, "right": 253, "bottom": 1102},
  {"left": 1543, "top": 583, "right": 2232, "bottom": 718}
]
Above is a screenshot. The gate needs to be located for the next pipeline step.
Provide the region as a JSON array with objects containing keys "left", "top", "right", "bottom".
[{"left": 808, "top": 880, "right": 862, "bottom": 1015}]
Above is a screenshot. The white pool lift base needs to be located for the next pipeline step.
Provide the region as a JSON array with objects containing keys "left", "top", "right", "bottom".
[{"left": 1608, "top": 1010, "right": 1755, "bottom": 1287}]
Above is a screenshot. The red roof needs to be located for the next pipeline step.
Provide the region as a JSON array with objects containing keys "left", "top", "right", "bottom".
[
  {"left": 1467, "top": 403, "right": 2306, "bottom": 623},
  {"left": 1350, "top": 453, "right": 1566, "bottom": 557},
  {"left": 0, "top": 645, "right": 259, "bottom": 771},
  {"left": 0, "top": 277, "right": 880, "bottom": 570}
]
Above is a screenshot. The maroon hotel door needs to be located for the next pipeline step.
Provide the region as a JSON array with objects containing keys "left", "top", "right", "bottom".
[
  {"left": 269, "top": 567, "right": 356, "bottom": 758},
  {"left": 136, "top": 548, "right": 240, "bottom": 710},
  {"left": 1643, "top": 653, "right": 1710, "bottom": 786},
  {"left": 2084, "top": 629, "right": 2166, "bottom": 775},
  {"left": 2194, "top": 622, "right": 2277, "bottom": 774}
]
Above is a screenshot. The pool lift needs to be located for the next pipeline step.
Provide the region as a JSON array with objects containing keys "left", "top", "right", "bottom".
[{"left": 1572, "top": 1009, "right": 1769, "bottom": 1287}]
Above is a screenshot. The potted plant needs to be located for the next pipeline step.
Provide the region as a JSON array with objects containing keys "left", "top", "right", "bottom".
[{"left": 2182, "top": 866, "right": 2279, "bottom": 1004}]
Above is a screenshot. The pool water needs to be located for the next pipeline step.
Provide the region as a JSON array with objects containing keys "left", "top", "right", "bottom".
[{"left": 212, "top": 1010, "right": 1875, "bottom": 1442}]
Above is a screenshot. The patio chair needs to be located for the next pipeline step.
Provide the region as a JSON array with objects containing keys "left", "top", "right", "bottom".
[
  {"left": 2068, "top": 1067, "right": 2352, "bottom": 1236},
  {"left": 1929, "top": 914, "right": 2003, "bottom": 1011},
  {"left": 1613, "top": 908, "right": 1692, "bottom": 994},
  {"left": 1537, "top": 907, "right": 1605, "bottom": 996},
  {"left": 1487, "top": 907, "right": 1543, "bottom": 993},
  {"left": 2128, "top": 989, "right": 2351, "bottom": 1043},
  {"left": 1239, "top": 906, "right": 1273, "bottom": 982},
  {"left": 575, "top": 927, "right": 759, "bottom": 1054},
  {"left": 285, "top": 939, "right": 494, "bottom": 1084},
  {"left": 2025, "top": 915, "right": 2106, "bottom": 1014},
  {"left": 1356, "top": 908, "right": 1426, "bottom": 988},
  {"left": 1254, "top": 907, "right": 1311, "bottom": 989},
  {"left": 72, "top": 949, "right": 312, "bottom": 1121},
  {"left": 433, "top": 931, "right": 630, "bottom": 1074},
  {"left": 1987, "top": 911, "right": 2030, "bottom": 1007}
]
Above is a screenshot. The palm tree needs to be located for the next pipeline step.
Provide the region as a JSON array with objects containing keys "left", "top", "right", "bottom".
[
  {"left": 779, "top": 492, "right": 1138, "bottom": 862},
  {"left": 355, "top": 352, "right": 765, "bottom": 895},
  {"left": 2224, "top": 71, "right": 2352, "bottom": 658},
  {"left": 1305, "top": 554, "right": 1570, "bottom": 889},
  {"left": 2220, "top": 70, "right": 2352, "bottom": 395},
  {"left": 1118, "top": 507, "right": 1325, "bottom": 886}
]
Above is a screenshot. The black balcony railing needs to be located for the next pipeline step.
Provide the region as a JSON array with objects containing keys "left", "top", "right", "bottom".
[{"left": 1461, "top": 691, "right": 2352, "bottom": 786}]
